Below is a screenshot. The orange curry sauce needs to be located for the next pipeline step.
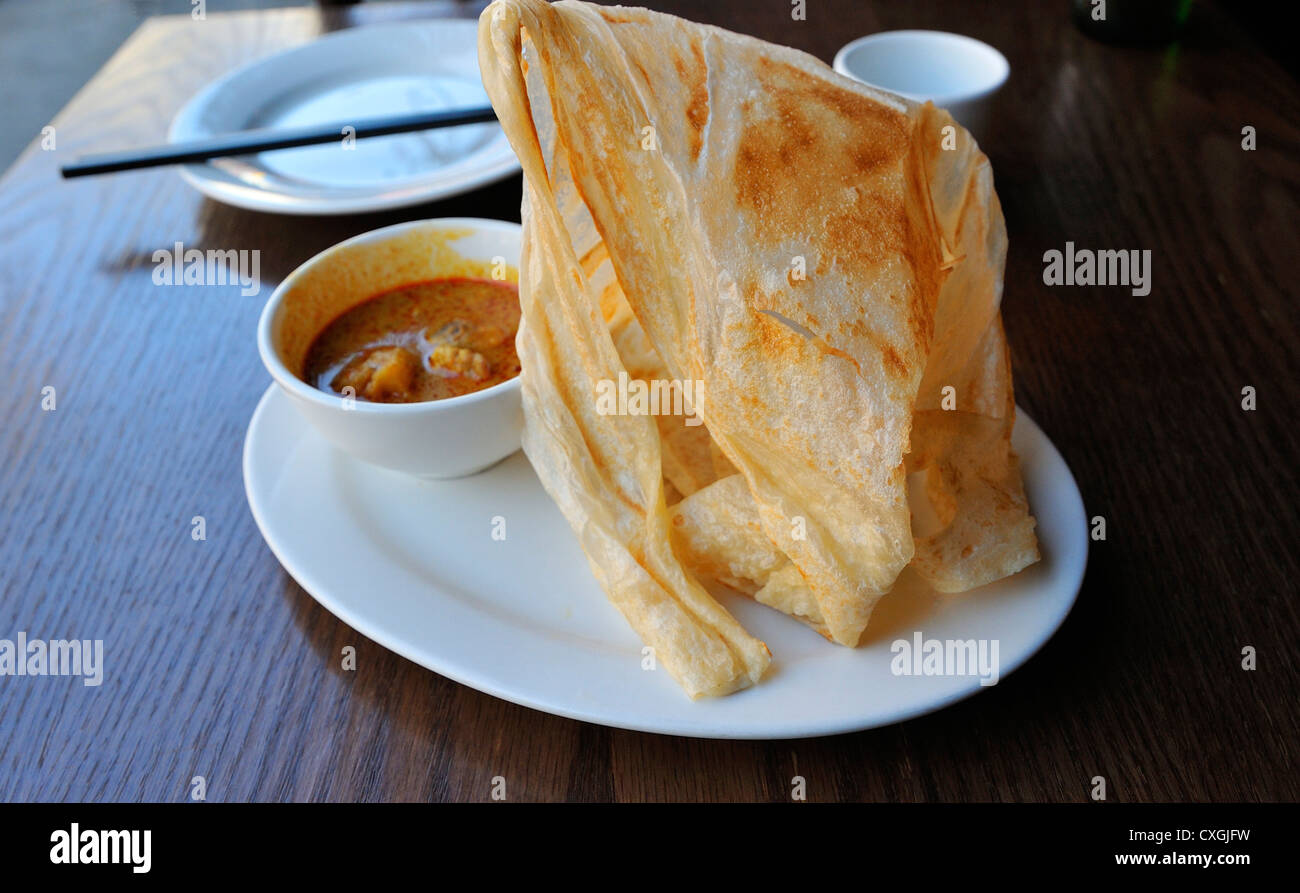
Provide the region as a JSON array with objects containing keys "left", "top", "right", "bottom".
[{"left": 303, "top": 277, "right": 521, "bottom": 404}]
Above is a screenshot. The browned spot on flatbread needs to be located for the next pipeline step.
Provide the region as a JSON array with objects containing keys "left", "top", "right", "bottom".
[
  {"left": 813, "top": 338, "right": 864, "bottom": 378},
  {"left": 734, "top": 58, "right": 910, "bottom": 267},
  {"left": 880, "top": 343, "right": 907, "bottom": 379},
  {"left": 578, "top": 240, "right": 610, "bottom": 276},
  {"left": 599, "top": 10, "right": 644, "bottom": 25},
  {"left": 732, "top": 61, "right": 945, "bottom": 378},
  {"left": 672, "top": 41, "right": 710, "bottom": 160},
  {"left": 903, "top": 154, "right": 940, "bottom": 350},
  {"left": 755, "top": 309, "right": 804, "bottom": 356},
  {"left": 631, "top": 56, "right": 652, "bottom": 86}
]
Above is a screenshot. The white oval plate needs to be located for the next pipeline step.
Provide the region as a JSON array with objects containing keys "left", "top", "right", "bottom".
[
  {"left": 244, "top": 385, "right": 1087, "bottom": 738},
  {"left": 169, "top": 21, "right": 520, "bottom": 215}
]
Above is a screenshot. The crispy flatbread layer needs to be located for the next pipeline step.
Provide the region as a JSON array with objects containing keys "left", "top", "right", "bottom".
[{"left": 478, "top": 0, "right": 1038, "bottom": 697}]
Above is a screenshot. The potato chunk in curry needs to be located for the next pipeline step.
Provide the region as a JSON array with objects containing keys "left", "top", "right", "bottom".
[
  {"left": 331, "top": 346, "right": 419, "bottom": 402},
  {"left": 427, "top": 344, "right": 489, "bottom": 380}
]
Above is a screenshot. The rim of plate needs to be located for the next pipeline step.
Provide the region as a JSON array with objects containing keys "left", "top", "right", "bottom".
[
  {"left": 169, "top": 20, "right": 520, "bottom": 215},
  {"left": 243, "top": 384, "right": 1088, "bottom": 738}
]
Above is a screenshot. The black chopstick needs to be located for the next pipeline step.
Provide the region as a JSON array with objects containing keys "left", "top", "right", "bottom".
[{"left": 60, "top": 106, "right": 499, "bottom": 179}]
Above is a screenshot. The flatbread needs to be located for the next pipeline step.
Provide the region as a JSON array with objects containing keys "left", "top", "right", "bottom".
[{"left": 477, "top": 0, "right": 1038, "bottom": 696}]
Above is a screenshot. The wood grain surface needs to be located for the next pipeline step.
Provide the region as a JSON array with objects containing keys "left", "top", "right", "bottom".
[{"left": 0, "top": 0, "right": 1296, "bottom": 803}]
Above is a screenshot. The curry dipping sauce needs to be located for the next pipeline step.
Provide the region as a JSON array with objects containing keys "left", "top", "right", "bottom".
[{"left": 303, "top": 277, "right": 521, "bottom": 404}]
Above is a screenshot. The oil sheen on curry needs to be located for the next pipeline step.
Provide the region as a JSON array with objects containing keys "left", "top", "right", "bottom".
[{"left": 304, "top": 277, "right": 521, "bottom": 404}]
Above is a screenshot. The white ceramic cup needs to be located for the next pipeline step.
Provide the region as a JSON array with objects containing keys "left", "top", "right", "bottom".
[
  {"left": 833, "top": 30, "right": 1009, "bottom": 140},
  {"left": 257, "top": 218, "right": 523, "bottom": 479}
]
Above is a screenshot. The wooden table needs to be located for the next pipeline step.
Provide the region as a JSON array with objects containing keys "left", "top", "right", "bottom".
[{"left": 1, "top": 0, "right": 1296, "bottom": 803}]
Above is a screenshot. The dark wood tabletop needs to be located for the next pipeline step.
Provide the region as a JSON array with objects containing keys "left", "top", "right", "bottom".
[{"left": 1, "top": 0, "right": 1296, "bottom": 803}]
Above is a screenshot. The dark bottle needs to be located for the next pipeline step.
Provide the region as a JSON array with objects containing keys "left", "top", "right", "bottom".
[{"left": 1071, "top": 0, "right": 1192, "bottom": 44}]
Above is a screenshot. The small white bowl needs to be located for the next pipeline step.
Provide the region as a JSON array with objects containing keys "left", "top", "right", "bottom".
[
  {"left": 258, "top": 218, "right": 523, "bottom": 479},
  {"left": 833, "top": 30, "right": 1009, "bottom": 139}
]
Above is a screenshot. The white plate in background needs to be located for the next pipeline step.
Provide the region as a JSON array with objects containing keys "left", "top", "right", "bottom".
[
  {"left": 169, "top": 21, "right": 519, "bottom": 214},
  {"left": 244, "top": 386, "right": 1087, "bottom": 738}
]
